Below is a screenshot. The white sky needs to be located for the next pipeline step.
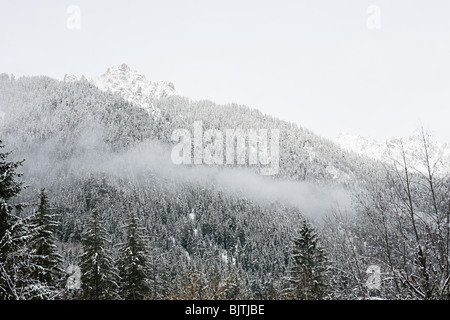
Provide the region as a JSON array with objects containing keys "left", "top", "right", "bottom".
[{"left": 1, "top": 0, "right": 450, "bottom": 142}]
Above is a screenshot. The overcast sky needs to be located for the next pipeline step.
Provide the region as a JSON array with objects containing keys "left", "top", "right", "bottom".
[{"left": 1, "top": 1, "right": 450, "bottom": 142}]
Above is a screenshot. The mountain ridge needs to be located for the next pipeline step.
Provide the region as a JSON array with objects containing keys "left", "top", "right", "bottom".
[{"left": 337, "top": 133, "right": 450, "bottom": 175}]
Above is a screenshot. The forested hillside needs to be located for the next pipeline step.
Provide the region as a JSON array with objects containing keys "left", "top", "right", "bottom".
[{"left": 1, "top": 72, "right": 449, "bottom": 300}]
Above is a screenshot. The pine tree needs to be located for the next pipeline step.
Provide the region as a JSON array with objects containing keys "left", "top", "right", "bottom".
[
  {"left": 0, "top": 140, "right": 26, "bottom": 258},
  {"left": 117, "top": 211, "right": 151, "bottom": 300},
  {"left": 0, "top": 216, "right": 38, "bottom": 299},
  {"left": 79, "top": 209, "right": 119, "bottom": 300},
  {"left": 28, "top": 188, "right": 64, "bottom": 292},
  {"left": 289, "top": 220, "right": 329, "bottom": 300},
  {"left": 0, "top": 140, "right": 32, "bottom": 299}
]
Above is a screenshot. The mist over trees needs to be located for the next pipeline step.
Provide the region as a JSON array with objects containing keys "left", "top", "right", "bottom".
[{"left": 0, "top": 74, "right": 449, "bottom": 299}]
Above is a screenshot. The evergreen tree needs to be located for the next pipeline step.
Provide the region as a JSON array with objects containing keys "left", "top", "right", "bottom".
[
  {"left": 0, "top": 216, "right": 39, "bottom": 299},
  {"left": 0, "top": 140, "right": 25, "bottom": 257},
  {"left": 79, "top": 209, "right": 119, "bottom": 300},
  {"left": 0, "top": 140, "right": 33, "bottom": 299},
  {"left": 28, "top": 188, "right": 64, "bottom": 291},
  {"left": 117, "top": 211, "right": 151, "bottom": 300},
  {"left": 289, "top": 220, "right": 329, "bottom": 300}
]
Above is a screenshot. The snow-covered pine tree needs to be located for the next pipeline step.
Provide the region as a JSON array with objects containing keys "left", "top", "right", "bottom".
[
  {"left": 0, "top": 140, "right": 26, "bottom": 258},
  {"left": 28, "top": 188, "right": 65, "bottom": 292},
  {"left": 289, "top": 220, "right": 329, "bottom": 300},
  {"left": 0, "top": 216, "right": 41, "bottom": 299},
  {"left": 0, "top": 140, "right": 36, "bottom": 299},
  {"left": 79, "top": 209, "right": 119, "bottom": 300},
  {"left": 117, "top": 210, "right": 151, "bottom": 300}
]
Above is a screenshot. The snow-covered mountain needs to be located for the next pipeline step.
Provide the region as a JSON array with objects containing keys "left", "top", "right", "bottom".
[
  {"left": 337, "top": 133, "right": 450, "bottom": 175},
  {"left": 64, "top": 63, "right": 178, "bottom": 117}
]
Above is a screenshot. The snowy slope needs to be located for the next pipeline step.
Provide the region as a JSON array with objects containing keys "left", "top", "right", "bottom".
[
  {"left": 64, "top": 64, "right": 178, "bottom": 117},
  {"left": 337, "top": 133, "right": 450, "bottom": 174}
]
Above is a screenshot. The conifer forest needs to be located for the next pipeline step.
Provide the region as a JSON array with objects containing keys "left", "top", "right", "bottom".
[{"left": 1, "top": 74, "right": 449, "bottom": 300}]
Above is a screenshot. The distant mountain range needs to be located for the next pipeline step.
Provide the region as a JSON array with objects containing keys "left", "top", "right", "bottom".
[{"left": 337, "top": 133, "right": 450, "bottom": 175}]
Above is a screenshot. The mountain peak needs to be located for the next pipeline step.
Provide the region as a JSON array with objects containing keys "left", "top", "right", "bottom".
[
  {"left": 89, "top": 64, "right": 178, "bottom": 117},
  {"left": 103, "top": 63, "right": 134, "bottom": 77},
  {"left": 118, "top": 63, "right": 131, "bottom": 72}
]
